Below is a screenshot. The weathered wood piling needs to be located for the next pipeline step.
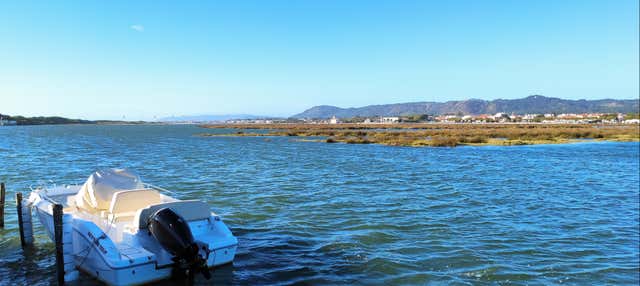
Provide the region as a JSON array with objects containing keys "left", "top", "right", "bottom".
[
  {"left": 16, "top": 192, "right": 34, "bottom": 246},
  {"left": 53, "top": 204, "right": 65, "bottom": 285},
  {"left": 0, "top": 182, "right": 5, "bottom": 228},
  {"left": 53, "top": 203, "right": 78, "bottom": 284},
  {"left": 16, "top": 192, "right": 25, "bottom": 245}
]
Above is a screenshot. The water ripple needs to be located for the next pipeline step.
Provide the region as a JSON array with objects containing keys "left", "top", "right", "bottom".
[{"left": 0, "top": 125, "right": 638, "bottom": 285}]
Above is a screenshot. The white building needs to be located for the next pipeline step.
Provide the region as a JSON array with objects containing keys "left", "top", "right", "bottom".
[
  {"left": 329, "top": 116, "right": 340, "bottom": 124},
  {"left": 0, "top": 116, "right": 17, "bottom": 126},
  {"left": 381, "top": 116, "right": 400, "bottom": 123},
  {"left": 493, "top": 113, "right": 510, "bottom": 122}
]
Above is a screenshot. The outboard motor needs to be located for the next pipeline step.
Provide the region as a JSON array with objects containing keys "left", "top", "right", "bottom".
[{"left": 148, "top": 208, "right": 211, "bottom": 279}]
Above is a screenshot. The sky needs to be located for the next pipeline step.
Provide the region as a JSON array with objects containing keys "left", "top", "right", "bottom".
[{"left": 0, "top": 0, "right": 638, "bottom": 120}]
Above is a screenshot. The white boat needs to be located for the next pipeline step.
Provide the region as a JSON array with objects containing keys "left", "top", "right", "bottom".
[{"left": 24, "top": 169, "right": 238, "bottom": 285}]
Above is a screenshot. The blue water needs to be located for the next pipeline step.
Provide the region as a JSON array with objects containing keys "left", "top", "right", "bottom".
[{"left": 0, "top": 125, "right": 638, "bottom": 285}]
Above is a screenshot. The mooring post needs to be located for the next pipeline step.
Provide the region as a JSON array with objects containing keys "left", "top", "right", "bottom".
[
  {"left": 0, "top": 182, "right": 5, "bottom": 228},
  {"left": 53, "top": 204, "right": 65, "bottom": 285},
  {"left": 53, "top": 203, "right": 78, "bottom": 284},
  {"left": 16, "top": 192, "right": 33, "bottom": 247},
  {"left": 16, "top": 192, "right": 25, "bottom": 246}
]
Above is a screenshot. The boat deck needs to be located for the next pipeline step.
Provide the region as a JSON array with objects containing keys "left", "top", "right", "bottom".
[{"left": 37, "top": 185, "right": 81, "bottom": 209}]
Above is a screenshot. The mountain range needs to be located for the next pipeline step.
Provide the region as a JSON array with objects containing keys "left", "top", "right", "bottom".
[{"left": 291, "top": 95, "right": 640, "bottom": 119}]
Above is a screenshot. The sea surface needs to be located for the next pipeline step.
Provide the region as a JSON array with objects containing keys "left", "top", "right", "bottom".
[{"left": 0, "top": 124, "right": 638, "bottom": 285}]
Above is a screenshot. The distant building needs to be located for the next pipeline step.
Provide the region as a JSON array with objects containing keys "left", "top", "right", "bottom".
[
  {"left": 0, "top": 116, "right": 17, "bottom": 126},
  {"left": 329, "top": 116, "right": 340, "bottom": 124},
  {"left": 434, "top": 115, "right": 459, "bottom": 122},
  {"left": 381, "top": 116, "right": 400, "bottom": 123},
  {"left": 493, "top": 113, "right": 510, "bottom": 122}
]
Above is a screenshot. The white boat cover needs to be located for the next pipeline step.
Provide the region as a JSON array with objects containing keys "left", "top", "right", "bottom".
[{"left": 75, "top": 169, "right": 144, "bottom": 210}]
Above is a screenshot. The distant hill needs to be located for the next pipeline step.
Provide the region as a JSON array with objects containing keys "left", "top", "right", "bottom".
[
  {"left": 0, "top": 114, "right": 93, "bottom": 125},
  {"left": 0, "top": 113, "right": 147, "bottom": 125},
  {"left": 291, "top": 95, "right": 640, "bottom": 119},
  {"left": 157, "top": 114, "right": 267, "bottom": 122}
]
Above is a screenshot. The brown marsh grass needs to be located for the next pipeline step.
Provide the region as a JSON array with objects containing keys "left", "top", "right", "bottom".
[{"left": 199, "top": 123, "right": 640, "bottom": 147}]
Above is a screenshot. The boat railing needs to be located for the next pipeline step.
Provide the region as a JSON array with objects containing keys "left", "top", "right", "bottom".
[
  {"left": 29, "top": 180, "right": 57, "bottom": 192},
  {"left": 29, "top": 181, "right": 56, "bottom": 204},
  {"left": 29, "top": 181, "right": 82, "bottom": 205},
  {"left": 143, "top": 183, "right": 178, "bottom": 196},
  {"left": 28, "top": 181, "right": 178, "bottom": 204}
]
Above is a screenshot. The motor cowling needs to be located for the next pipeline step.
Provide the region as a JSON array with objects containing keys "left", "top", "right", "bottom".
[{"left": 148, "top": 207, "right": 211, "bottom": 279}]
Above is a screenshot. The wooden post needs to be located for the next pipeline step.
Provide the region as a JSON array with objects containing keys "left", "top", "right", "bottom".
[
  {"left": 16, "top": 192, "right": 33, "bottom": 246},
  {"left": 16, "top": 192, "right": 26, "bottom": 246},
  {"left": 0, "top": 182, "right": 5, "bottom": 228},
  {"left": 53, "top": 204, "right": 65, "bottom": 285}
]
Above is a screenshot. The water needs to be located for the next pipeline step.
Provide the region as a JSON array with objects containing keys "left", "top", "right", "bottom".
[{"left": 0, "top": 124, "right": 638, "bottom": 285}]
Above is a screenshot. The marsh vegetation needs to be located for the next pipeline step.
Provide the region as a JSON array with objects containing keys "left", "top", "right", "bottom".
[{"left": 199, "top": 123, "right": 640, "bottom": 147}]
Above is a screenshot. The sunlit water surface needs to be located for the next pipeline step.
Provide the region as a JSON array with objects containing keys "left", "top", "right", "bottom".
[{"left": 0, "top": 125, "right": 638, "bottom": 285}]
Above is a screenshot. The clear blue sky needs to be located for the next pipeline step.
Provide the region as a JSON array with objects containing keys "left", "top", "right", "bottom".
[{"left": 1, "top": 0, "right": 638, "bottom": 120}]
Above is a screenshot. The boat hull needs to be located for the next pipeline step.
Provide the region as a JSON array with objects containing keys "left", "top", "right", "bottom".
[{"left": 28, "top": 186, "right": 238, "bottom": 286}]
